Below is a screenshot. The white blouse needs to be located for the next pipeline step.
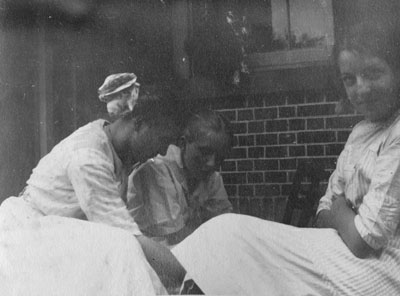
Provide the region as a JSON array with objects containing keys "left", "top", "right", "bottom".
[
  {"left": 318, "top": 112, "right": 400, "bottom": 250},
  {"left": 22, "top": 119, "right": 141, "bottom": 235}
]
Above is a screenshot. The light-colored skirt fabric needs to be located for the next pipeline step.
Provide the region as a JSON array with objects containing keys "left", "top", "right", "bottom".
[
  {"left": 0, "top": 196, "right": 167, "bottom": 296},
  {"left": 172, "top": 213, "right": 400, "bottom": 296}
]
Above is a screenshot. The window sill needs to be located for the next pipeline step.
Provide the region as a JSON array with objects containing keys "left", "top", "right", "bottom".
[{"left": 247, "top": 47, "right": 334, "bottom": 71}]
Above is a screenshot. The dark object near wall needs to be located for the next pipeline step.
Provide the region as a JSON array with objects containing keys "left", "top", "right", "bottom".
[{"left": 282, "top": 160, "right": 326, "bottom": 227}]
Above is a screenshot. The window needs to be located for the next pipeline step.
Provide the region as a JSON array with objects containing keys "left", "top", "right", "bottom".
[
  {"left": 185, "top": 0, "right": 334, "bottom": 94},
  {"left": 244, "top": 0, "right": 334, "bottom": 70}
]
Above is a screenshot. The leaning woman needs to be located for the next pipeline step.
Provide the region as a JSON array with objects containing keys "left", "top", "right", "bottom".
[
  {"left": 0, "top": 73, "right": 185, "bottom": 295},
  {"left": 172, "top": 20, "right": 400, "bottom": 296}
]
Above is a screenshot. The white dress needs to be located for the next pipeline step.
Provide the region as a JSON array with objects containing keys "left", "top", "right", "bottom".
[
  {"left": 172, "top": 113, "right": 400, "bottom": 296},
  {"left": 0, "top": 120, "right": 166, "bottom": 295}
]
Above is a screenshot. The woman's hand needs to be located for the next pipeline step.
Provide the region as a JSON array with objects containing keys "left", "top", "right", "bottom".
[
  {"left": 136, "top": 235, "right": 186, "bottom": 291},
  {"left": 315, "top": 196, "right": 374, "bottom": 258},
  {"left": 314, "top": 195, "right": 349, "bottom": 228}
]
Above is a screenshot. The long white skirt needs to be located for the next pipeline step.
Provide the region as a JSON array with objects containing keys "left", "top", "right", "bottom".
[
  {"left": 0, "top": 197, "right": 167, "bottom": 296},
  {"left": 172, "top": 213, "right": 400, "bottom": 296}
]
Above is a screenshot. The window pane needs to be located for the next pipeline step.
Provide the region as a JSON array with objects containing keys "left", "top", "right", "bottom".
[
  {"left": 289, "top": 0, "right": 333, "bottom": 49},
  {"left": 246, "top": 0, "right": 289, "bottom": 53}
]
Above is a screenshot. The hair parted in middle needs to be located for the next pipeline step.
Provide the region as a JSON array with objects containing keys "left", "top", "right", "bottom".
[{"left": 183, "top": 108, "right": 233, "bottom": 148}]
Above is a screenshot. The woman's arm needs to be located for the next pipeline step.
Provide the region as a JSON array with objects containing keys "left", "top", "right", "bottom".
[
  {"left": 68, "top": 149, "right": 142, "bottom": 234},
  {"left": 316, "top": 125, "right": 400, "bottom": 258},
  {"left": 315, "top": 197, "right": 374, "bottom": 258},
  {"left": 136, "top": 235, "right": 186, "bottom": 290},
  {"left": 200, "top": 173, "right": 233, "bottom": 222}
]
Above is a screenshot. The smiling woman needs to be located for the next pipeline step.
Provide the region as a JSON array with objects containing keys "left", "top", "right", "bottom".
[
  {"left": 336, "top": 21, "right": 400, "bottom": 122},
  {"left": 170, "top": 19, "right": 400, "bottom": 296}
]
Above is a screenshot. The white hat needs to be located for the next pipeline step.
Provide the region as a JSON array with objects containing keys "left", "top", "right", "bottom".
[
  {"left": 98, "top": 73, "right": 140, "bottom": 116},
  {"left": 98, "top": 73, "right": 140, "bottom": 102}
]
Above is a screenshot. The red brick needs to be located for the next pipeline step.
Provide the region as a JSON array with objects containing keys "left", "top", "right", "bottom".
[
  {"left": 254, "top": 107, "right": 278, "bottom": 120},
  {"left": 221, "top": 160, "right": 236, "bottom": 172},
  {"left": 237, "top": 160, "right": 254, "bottom": 171},
  {"left": 265, "top": 120, "right": 288, "bottom": 132},
  {"left": 265, "top": 172, "right": 287, "bottom": 183},
  {"left": 248, "top": 147, "right": 265, "bottom": 158},
  {"left": 248, "top": 121, "right": 265, "bottom": 133},
  {"left": 298, "top": 104, "right": 335, "bottom": 117},
  {"left": 326, "top": 115, "right": 362, "bottom": 129},
  {"left": 307, "top": 145, "right": 324, "bottom": 156},
  {"left": 279, "top": 158, "right": 297, "bottom": 170},
  {"left": 265, "top": 146, "right": 287, "bottom": 158},
  {"left": 228, "top": 147, "right": 247, "bottom": 159},
  {"left": 307, "top": 118, "right": 325, "bottom": 130},
  {"left": 247, "top": 172, "right": 264, "bottom": 183},
  {"left": 337, "top": 130, "right": 351, "bottom": 142},
  {"left": 238, "top": 135, "right": 255, "bottom": 146},
  {"left": 289, "top": 119, "right": 305, "bottom": 131},
  {"left": 256, "top": 134, "right": 278, "bottom": 145},
  {"left": 279, "top": 106, "right": 296, "bottom": 118},
  {"left": 231, "top": 122, "right": 247, "bottom": 134},
  {"left": 238, "top": 109, "right": 254, "bottom": 121},
  {"left": 254, "top": 159, "right": 279, "bottom": 170},
  {"left": 298, "top": 131, "right": 336, "bottom": 143},
  {"left": 279, "top": 133, "right": 296, "bottom": 145},
  {"left": 325, "top": 143, "right": 345, "bottom": 155},
  {"left": 219, "top": 110, "right": 236, "bottom": 121},
  {"left": 255, "top": 184, "right": 280, "bottom": 196},
  {"left": 289, "top": 145, "right": 306, "bottom": 157},
  {"left": 239, "top": 185, "right": 255, "bottom": 197},
  {"left": 221, "top": 172, "right": 247, "bottom": 184}
]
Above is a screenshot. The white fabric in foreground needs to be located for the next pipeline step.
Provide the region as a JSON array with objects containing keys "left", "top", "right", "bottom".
[
  {"left": 172, "top": 213, "right": 400, "bottom": 296},
  {"left": 0, "top": 196, "right": 167, "bottom": 296}
]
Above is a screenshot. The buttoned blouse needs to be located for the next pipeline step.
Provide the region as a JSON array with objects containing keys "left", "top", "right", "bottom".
[
  {"left": 318, "top": 113, "right": 400, "bottom": 250},
  {"left": 127, "top": 144, "right": 232, "bottom": 237}
]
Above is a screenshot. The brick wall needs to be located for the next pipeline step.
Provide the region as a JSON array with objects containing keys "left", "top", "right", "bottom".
[{"left": 205, "top": 89, "right": 362, "bottom": 222}]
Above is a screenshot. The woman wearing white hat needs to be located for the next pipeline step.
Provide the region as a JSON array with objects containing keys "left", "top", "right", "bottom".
[{"left": 0, "top": 73, "right": 185, "bottom": 295}]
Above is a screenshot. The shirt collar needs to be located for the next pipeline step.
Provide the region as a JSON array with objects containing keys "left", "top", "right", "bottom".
[{"left": 159, "top": 144, "right": 184, "bottom": 169}]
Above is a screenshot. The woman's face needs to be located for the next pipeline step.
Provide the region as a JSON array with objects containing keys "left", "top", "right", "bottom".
[
  {"left": 130, "top": 120, "right": 177, "bottom": 163},
  {"left": 338, "top": 50, "right": 399, "bottom": 122},
  {"left": 181, "top": 130, "right": 230, "bottom": 181}
]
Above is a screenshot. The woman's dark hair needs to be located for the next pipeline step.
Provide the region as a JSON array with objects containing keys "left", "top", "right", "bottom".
[
  {"left": 183, "top": 108, "right": 234, "bottom": 149},
  {"left": 336, "top": 19, "right": 400, "bottom": 71},
  {"left": 122, "top": 85, "right": 179, "bottom": 129}
]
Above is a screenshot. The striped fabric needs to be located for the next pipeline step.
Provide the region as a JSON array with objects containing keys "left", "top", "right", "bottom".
[
  {"left": 172, "top": 113, "right": 400, "bottom": 295},
  {"left": 313, "top": 113, "right": 400, "bottom": 295}
]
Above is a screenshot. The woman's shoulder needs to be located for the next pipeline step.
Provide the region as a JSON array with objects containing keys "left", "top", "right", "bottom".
[
  {"left": 384, "top": 113, "right": 400, "bottom": 143},
  {"left": 57, "top": 119, "right": 113, "bottom": 157},
  {"left": 345, "top": 119, "right": 374, "bottom": 144}
]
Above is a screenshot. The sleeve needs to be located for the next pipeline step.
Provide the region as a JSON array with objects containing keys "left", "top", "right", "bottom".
[
  {"left": 316, "top": 147, "right": 348, "bottom": 215},
  {"left": 354, "top": 139, "right": 400, "bottom": 249},
  {"left": 127, "top": 160, "right": 186, "bottom": 236},
  {"left": 201, "top": 173, "right": 233, "bottom": 221},
  {"left": 67, "top": 148, "right": 142, "bottom": 235}
]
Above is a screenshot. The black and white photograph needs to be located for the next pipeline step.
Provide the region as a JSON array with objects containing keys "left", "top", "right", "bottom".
[{"left": 0, "top": 0, "right": 399, "bottom": 295}]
